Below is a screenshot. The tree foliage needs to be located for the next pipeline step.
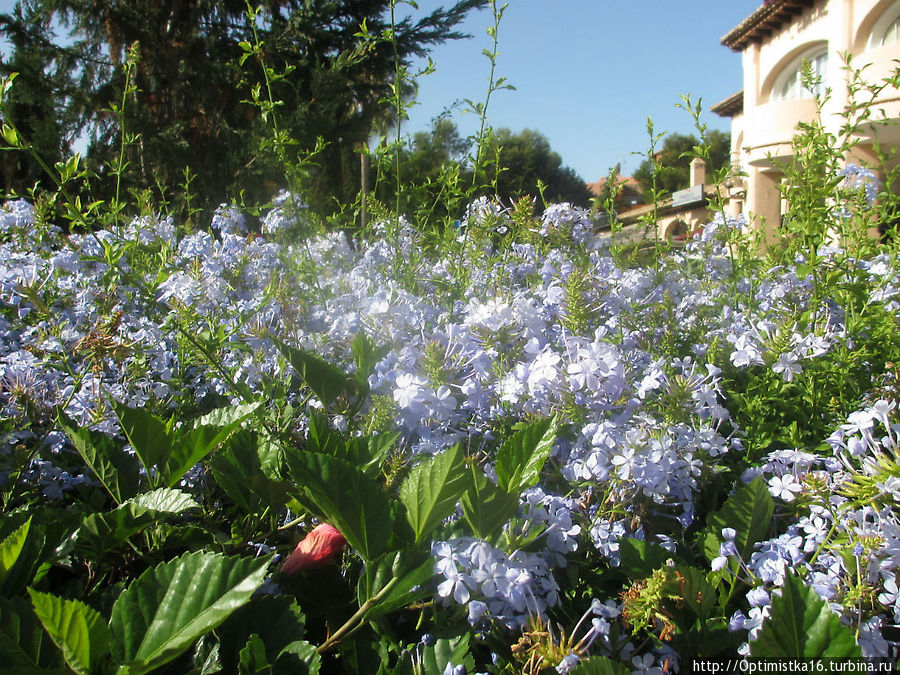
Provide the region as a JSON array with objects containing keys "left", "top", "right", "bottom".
[
  {"left": 633, "top": 129, "right": 730, "bottom": 196},
  {"left": 0, "top": 0, "right": 487, "bottom": 220}
]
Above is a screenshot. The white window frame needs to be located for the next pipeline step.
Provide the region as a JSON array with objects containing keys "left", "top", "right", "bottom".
[{"left": 771, "top": 46, "right": 828, "bottom": 102}]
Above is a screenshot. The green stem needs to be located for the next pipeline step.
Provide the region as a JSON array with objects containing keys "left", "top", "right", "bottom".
[{"left": 317, "top": 576, "right": 401, "bottom": 653}]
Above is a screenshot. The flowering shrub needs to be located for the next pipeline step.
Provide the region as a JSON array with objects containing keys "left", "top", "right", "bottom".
[{"left": 1, "top": 185, "right": 898, "bottom": 673}]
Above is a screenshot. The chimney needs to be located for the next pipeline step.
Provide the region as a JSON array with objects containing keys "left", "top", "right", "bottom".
[{"left": 690, "top": 157, "right": 706, "bottom": 188}]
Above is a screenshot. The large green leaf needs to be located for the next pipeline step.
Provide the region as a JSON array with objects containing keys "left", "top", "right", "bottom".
[
  {"left": 350, "top": 329, "right": 388, "bottom": 392},
  {"left": 306, "top": 415, "right": 396, "bottom": 478},
  {"left": 274, "top": 339, "right": 355, "bottom": 407},
  {"left": 617, "top": 538, "right": 673, "bottom": 580},
  {"left": 57, "top": 410, "right": 141, "bottom": 504},
  {"left": 112, "top": 402, "right": 173, "bottom": 486},
  {"left": 284, "top": 450, "right": 394, "bottom": 561},
  {"left": 399, "top": 444, "right": 469, "bottom": 544},
  {"left": 208, "top": 431, "right": 290, "bottom": 514},
  {"left": 28, "top": 588, "right": 109, "bottom": 675},
  {"left": 460, "top": 465, "right": 520, "bottom": 540},
  {"left": 215, "top": 595, "right": 307, "bottom": 674},
  {"left": 0, "top": 517, "right": 31, "bottom": 589},
  {"left": 750, "top": 571, "right": 861, "bottom": 657},
  {"left": 494, "top": 416, "right": 557, "bottom": 495},
  {"left": 702, "top": 476, "right": 774, "bottom": 564},
  {"left": 72, "top": 489, "right": 199, "bottom": 557},
  {"left": 356, "top": 549, "right": 434, "bottom": 619},
  {"left": 194, "top": 402, "right": 261, "bottom": 429},
  {"left": 0, "top": 595, "right": 65, "bottom": 673},
  {"left": 109, "top": 551, "right": 269, "bottom": 674},
  {"left": 163, "top": 422, "right": 243, "bottom": 488}
]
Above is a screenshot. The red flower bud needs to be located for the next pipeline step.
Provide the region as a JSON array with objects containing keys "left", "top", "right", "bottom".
[{"left": 280, "top": 523, "right": 347, "bottom": 575}]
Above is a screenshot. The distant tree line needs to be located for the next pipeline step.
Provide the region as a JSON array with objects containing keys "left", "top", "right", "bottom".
[
  {"left": 0, "top": 0, "right": 488, "bottom": 223},
  {"left": 0, "top": 0, "right": 597, "bottom": 229}
]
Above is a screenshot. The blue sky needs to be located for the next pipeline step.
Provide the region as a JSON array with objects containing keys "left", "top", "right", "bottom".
[
  {"left": 0, "top": 0, "right": 762, "bottom": 182},
  {"left": 400, "top": 0, "right": 762, "bottom": 181}
]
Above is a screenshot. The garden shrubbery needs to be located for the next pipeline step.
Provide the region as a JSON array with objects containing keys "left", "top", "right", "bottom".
[{"left": 1, "top": 7, "right": 899, "bottom": 673}]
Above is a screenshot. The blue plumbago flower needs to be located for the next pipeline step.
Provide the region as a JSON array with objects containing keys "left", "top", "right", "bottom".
[{"left": 3, "top": 194, "right": 899, "bottom": 660}]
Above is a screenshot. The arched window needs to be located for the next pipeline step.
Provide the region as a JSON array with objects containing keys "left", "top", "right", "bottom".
[
  {"left": 880, "top": 14, "right": 900, "bottom": 45},
  {"left": 864, "top": 1, "right": 900, "bottom": 49},
  {"left": 772, "top": 47, "right": 828, "bottom": 101}
]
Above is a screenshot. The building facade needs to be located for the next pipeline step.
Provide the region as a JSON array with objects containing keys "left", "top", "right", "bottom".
[{"left": 712, "top": 0, "right": 900, "bottom": 237}]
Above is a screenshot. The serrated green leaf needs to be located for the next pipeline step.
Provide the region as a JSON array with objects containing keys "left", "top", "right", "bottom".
[
  {"left": 400, "top": 444, "right": 469, "bottom": 544},
  {"left": 351, "top": 330, "right": 388, "bottom": 391},
  {"left": 215, "top": 595, "right": 306, "bottom": 674},
  {"left": 109, "top": 551, "right": 269, "bottom": 674},
  {"left": 125, "top": 488, "right": 199, "bottom": 514},
  {"left": 0, "top": 595, "right": 65, "bottom": 672},
  {"left": 494, "top": 417, "right": 557, "bottom": 494},
  {"left": 208, "top": 431, "right": 290, "bottom": 513},
  {"left": 57, "top": 410, "right": 141, "bottom": 504},
  {"left": 702, "top": 476, "right": 774, "bottom": 564},
  {"left": 0, "top": 517, "right": 31, "bottom": 588},
  {"left": 306, "top": 415, "right": 396, "bottom": 478},
  {"left": 195, "top": 402, "right": 261, "bottom": 429},
  {"left": 28, "top": 588, "right": 109, "bottom": 675},
  {"left": 237, "top": 633, "right": 269, "bottom": 674},
  {"left": 750, "top": 570, "right": 861, "bottom": 657},
  {"left": 277, "top": 640, "right": 320, "bottom": 673},
  {"left": 284, "top": 450, "right": 394, "bottom": 561},
  {"left": 112, "top": 402, "right": 173, "bottom": 486},
  {"left": 460, "top": 465, "right": 519, "bottom": 540},
  {"left": 163, "top": 421, "right": 242, "bottom": 488},
  {"left": 618, "top": 538, "right": 673, "bottom": 579},
  {"left": 274, "top": 339, "right": 354, "bottom": 407},
  {"left": 357, "top": 549, "right": 433, "bottom": 619},
  {"left": 72, "top": 506, "right": 159, "bottom": 558},
  {"left": 417, "top": 634, "right": 473, "bottom": 674}
]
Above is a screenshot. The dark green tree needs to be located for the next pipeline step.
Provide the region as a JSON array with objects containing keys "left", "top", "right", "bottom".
[
  {"left": 478, "top": 127, "right": 592, "bottom": 207},
  {"left": 0, "top": 2, "right": 81, "bottom": 196},
  {"left": 633, "top": 129, "right": 730, "bottom": 196},
  {"left": 0, "top": 0, "right": 487, "bottom": 220}
]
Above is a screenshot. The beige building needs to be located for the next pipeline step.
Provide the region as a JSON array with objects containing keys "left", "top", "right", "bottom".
[{"left": 712, "top": 0, "right": 900, "bottom": 236}]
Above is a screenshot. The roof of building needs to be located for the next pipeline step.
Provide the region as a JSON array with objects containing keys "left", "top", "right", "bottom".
[
  {"left": 710, "top": 90, "right": 744, "bottom": 117},
  {"left": 721, "top": 0, "right": 816, "bottom": 51},
  {"left": 585, "top": 175, "right": 642, "bottom": 198}
]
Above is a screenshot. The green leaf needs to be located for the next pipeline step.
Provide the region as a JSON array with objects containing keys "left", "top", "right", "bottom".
[
  {"left": 215, "top": 595, "right": 306, "bottom": 675},
  {"left": 357, "top": 549, "right": 433, "bottom": 619},
  {"left": 306, "top": 415, "right": 396, "bottom": 478},
  {"left": 28, "top": 588, "right": 109, "bottom": 675},
  {"left": 277, "top": 641, "right": 320, "bottom": 673},
  {"left": 125, "top": 488, "right": 199, "bottom": 514},
  {"left": 0, "top": 595, "right": 65, "bottom": 672},
  {"left": 415, "top": 634, "right": 473, "bottom": 675},
  {"left": 618, "top": 538, "right": 673, "bottom": 580},
  {"left": 109, "top": 551, "right": 269, "bottom": 674},
  {"left": 400, "top": 444, "right": 469, "bottom": 544},
  {"left": 284, "top": 450, "right": 394, "bottom": 561},
  {"left": 112, "top": 402, "right": 173, "bottom": 485},
  {"left": 350, "top": 330, "right": 388, "bottom": 391},
  {"left": 702, "top": 476, "right": 774, "bottom": 564},
  {"left": 164, "top": 421, "right": 243, "bottom": 488},
  {"left": 0, "top": 517, "right": 31, "bottom": 589},
  {"left": 750, "top": 570, "right": 861, "bottom": 657},
  {"left": 237, "top": 634, "right": 269, "bottom": 674},
  {"left": 194, "top": 402, "right": 261, "bottom": 429},
  {"left": 57, "top": 410, "right": 141, "bottom": 504},
  {"left": 494, "top": 417, "right": 557, "bottom": 494},
  {"left": 73, "top": 489, "right": 198, "bottom": 557},
  {"left": 72, "top": 506, "right": 159, "bottom": 558},
  {"left": 274, "top": 339, "right": 354, "bottom": 407},
  {"left": 208, "top": 431, "right": 290, "bottom": 513},
  {"left": 460, "top": 465, "right": 519, "bottom": 540}
]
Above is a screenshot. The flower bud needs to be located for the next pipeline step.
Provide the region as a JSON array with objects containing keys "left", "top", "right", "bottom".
[{"left": 280, "top": 523, "right": 347, "bottom": 575}]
